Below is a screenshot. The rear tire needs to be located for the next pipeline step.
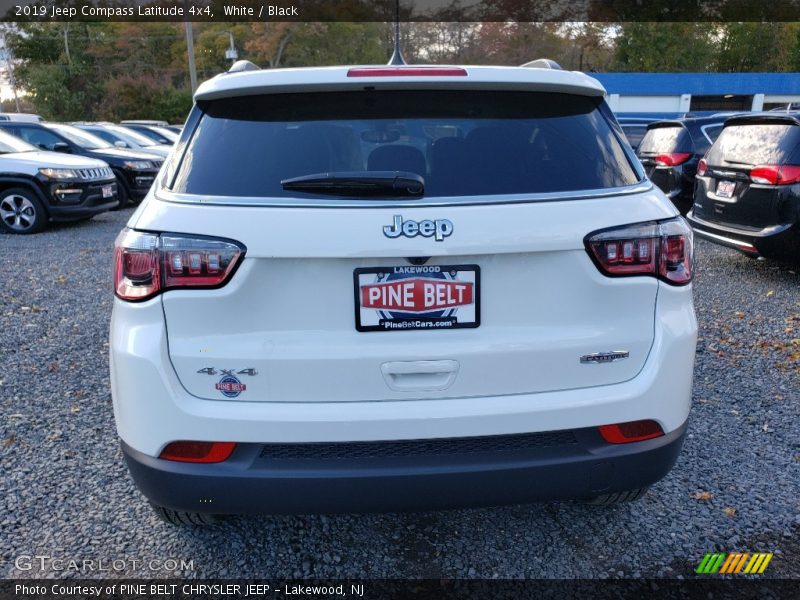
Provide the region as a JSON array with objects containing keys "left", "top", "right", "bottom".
[
  {"left": 149, "top": 503, "right": 223, "bottom": 526},
  {"left": 0, "top": 187, "right": 47, "bottom": 234},
  {"left": 582, "top": 487, "right": 649, "bottom": 505},
  {"left": 755, "top": 231, "right": 800, "bottom": 265}
]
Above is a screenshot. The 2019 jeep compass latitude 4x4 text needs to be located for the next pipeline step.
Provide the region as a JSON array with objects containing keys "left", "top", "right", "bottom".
[{"left": 110, "top": 63, "right": 697, "bottom": 524}]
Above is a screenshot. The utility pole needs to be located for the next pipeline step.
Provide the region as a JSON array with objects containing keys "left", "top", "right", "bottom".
[
  {"left": 184, "top": 21, "right": 197, "bottom": 93},
  {"left": 183, "top": 0, "right": 197, "bottom": 94}
]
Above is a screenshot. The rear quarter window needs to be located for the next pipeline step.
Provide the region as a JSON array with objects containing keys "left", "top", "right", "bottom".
[
  {"left": 705, "top": 123, "right": 800, "bottom": 166},
  {"left": 170, "top": 90, "right": 640, "bottom": 199}
]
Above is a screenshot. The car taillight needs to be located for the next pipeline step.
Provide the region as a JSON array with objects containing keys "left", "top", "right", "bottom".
[
  {"left": 697, "top": 158, "right": 708, "bottom": 176},
  {"left": 598, "top": 420, "right": 664, "bottom": 444},
  {"left": 654, "top": 152, "right": 692, "bottom": 167},
  {"left": 159, "top": 441, "right": 236, "bottom": 463},
  {"left": 114, "top": 229, "right": 245, "bottom": 301},
  {"left": 347, "top": 67, "right": 467, "bottom": 77},
  {"left": 585, "top": 218, "right": 693, "bottom": 285},
  {"left": 749, "top": 164, "right": 800, "bottom": 185}
]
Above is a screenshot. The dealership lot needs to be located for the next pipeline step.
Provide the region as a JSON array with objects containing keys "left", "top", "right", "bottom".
[{"left": 0, "top": 209, "right": 798, "bottom": 578}]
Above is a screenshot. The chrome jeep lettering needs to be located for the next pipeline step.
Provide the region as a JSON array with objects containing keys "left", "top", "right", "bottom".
[{"left": 383, "top": 215, "right": 453, "bottom": 242}]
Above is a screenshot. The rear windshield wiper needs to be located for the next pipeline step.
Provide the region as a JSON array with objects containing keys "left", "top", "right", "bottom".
[{"left": 281, "top": 171, "right": 424, "bottom": 197}]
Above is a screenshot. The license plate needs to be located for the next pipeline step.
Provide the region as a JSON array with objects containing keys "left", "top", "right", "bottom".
[
  {"left": 102, "top": 184, "right": 114, "bottom": 198},
  {"left": 354, "top": 265, "right": 480, "bottom": 332},
  {"left": 716, "top": 180, "right": 735, "bottom": 198}
]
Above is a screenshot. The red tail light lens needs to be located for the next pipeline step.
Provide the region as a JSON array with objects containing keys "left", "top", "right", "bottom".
[
  {"left": 697, "top": 158, "right": 708, "bottom": 176},
  {"left": 585, "top": 218, "right": 693, "bottom": 285},
  {"left": 159, "top": 441, "right": 236, "bottom": 463},
  {"left": 654, "top": 152, "right": 691, "bottom": 167},
  {"left": 114, "top": 229, "right": 245, "bottom": 301},
  {"left": 750, "top": 164, "right": 800, "bottom": 185},
  {"left": 598, "top": 420, "right": 664, "bottom": 444},
  {"left": 347, "top": 67, "right": 467, "bottom": 77}
]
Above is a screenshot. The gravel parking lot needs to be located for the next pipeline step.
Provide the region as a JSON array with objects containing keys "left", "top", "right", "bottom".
[{"left": 1, "top": 208, "right": 798, "bottom": 580}]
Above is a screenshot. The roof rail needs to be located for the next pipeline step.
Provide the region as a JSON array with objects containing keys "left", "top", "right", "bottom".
[
  {"left": 228, "top": 60, "right": 259, "bottom": 74},
  {"left": 520, "top": 59, "right": 562, "bottom": 70}
]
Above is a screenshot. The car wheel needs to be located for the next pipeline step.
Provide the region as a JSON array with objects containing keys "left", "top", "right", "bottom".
[
  {"left": 755, "top": 231, "right": 800, "bottom": 265},
  {"left": 0, "top": 188, "right": 47, "bottom": 234},
  {"left": 112, "top": 178, "right": 131, "bottom": 210},
  {"left": 582, "top": 486, "right": 649, "bottom": 505},
  {"left": 149, "top": 503, "right": 223, "bottom": 526}
]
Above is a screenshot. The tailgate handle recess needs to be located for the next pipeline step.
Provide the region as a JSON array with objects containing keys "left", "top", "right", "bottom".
[{"left": 381, "top": 360, "right": 460, "bottom": 392}]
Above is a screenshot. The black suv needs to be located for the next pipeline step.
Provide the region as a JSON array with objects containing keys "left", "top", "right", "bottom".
[
  {"left": 688, "top": 113, "right": 800, "bottom": 261},
  {"left": 0, "top": 122, "right": 163, "bottom": 207},
  {"left": 637, "top": 116, "right": 726, "bottom": 214}
]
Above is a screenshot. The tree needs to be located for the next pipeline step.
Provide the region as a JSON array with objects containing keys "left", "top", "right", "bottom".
[
  {"left": 613, "top": 23, "right": 713, "bottom": 72},
  {"left": 713, "top": 23, "right": 795, "bottom": 72}
]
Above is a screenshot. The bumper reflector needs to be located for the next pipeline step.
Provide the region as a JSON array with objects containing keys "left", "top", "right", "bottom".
[
  {"left": 598, "top": 420, "right": 664, "bottom": 444},
  {"left": 159, "top": 441, "right": 236, "bottom": 463}
]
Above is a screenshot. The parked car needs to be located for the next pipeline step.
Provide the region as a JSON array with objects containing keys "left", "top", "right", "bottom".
[
  {"left": 0, "top": 129, "right": 117, "bottom": 234},
  {"left": 120, "top": 123, "right": 178, "bottom": 145},
  {"left": 111, "top": 62, "right": 697, "bottom": 524},
  {"left": 637, "top": 116, "right": 727, "bottom": 214},
  {"left": 688, "top": 112, "right": 800, "bottom": 261},
  {"left": 74, "top": 123, "right": 172, "bottom": 158},
  {"left": 0, "top": 122, "right": 163, "bottom": 208},
  {"left": 0, "top": 113, "right": 44, "bottom": 123}
]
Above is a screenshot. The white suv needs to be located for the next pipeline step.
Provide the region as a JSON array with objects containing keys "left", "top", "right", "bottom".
[{"left": 110, "top": 63, "right": 697, "bottom": 524}]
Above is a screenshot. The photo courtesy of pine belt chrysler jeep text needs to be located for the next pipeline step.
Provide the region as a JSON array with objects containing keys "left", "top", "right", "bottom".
[{"left": 109, "top": 61, "right": 698, "bottom": 525}]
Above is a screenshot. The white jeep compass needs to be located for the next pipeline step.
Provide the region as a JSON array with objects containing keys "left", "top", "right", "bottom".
[{"left": 110, "top": 62, "right": 697, "bottom": 524}]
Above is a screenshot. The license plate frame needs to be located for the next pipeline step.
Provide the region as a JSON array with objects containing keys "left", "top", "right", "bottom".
[
  {"left": 716, "top": 180, "right": 736, "bottom": 198},
  {"left": 354, "top": 264, "right": 480, "bottom": 332}
]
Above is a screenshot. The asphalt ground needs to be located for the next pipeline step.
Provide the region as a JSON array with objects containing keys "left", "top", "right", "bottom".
[{"left": 1, "top": 208, "right": 798, "bottom": 580}]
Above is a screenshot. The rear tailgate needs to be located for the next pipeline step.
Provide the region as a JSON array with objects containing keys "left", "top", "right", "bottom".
[
  {"left": 139, "top": 77, "right": 672, "bottom": 403},
  {"left": 140, "top": 194, "right": 673, "bottom": 403}
]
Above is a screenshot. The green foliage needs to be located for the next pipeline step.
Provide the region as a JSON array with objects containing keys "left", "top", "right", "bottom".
[{"left": 613, "top": 23, "right": 714, "bottom": 72}]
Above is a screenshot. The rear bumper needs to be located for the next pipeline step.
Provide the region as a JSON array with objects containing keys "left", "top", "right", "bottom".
[
  {"left": 122, "top": 421, "right": 687, "bottom": 514},
  {"left": 687, "top": 211, "right": 795, "bottom": 256}
]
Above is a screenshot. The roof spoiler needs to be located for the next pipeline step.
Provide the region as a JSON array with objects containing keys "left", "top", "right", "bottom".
[
  {"left": 724, "top": 113, "right": 800, "bottom": 127},
  {"left": 520, "top": 59, "right": 562, "bottom": 70}
]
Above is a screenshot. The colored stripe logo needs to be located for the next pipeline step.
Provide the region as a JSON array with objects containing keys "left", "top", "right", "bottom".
[{"left": 696, "top": 552, "right": 773, "bottom": 574}]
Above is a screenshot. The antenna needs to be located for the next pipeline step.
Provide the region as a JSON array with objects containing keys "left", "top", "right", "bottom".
[{"left": 388, "top": 0, "right": 406, "bottom": 65}]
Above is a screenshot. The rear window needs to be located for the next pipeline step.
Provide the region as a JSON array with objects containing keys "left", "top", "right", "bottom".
[
  {"left": 171, "top": 91, "right": 639, "bottom": 199},
  {"left": 638, "top": 125, "right": 692, "bottom": 155},
  {"left": 705, "top": 123, "right": 800, "bottom": 166}
]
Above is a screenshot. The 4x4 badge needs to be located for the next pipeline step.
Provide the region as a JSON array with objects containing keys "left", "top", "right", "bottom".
[{"left": 383, "top": 215, "right": 453, "bottom": 242}]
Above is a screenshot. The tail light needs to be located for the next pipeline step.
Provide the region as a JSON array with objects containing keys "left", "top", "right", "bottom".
[
  {"left": 598, "top": 420, "right": 664, "bottom": 444},
  {"left": 749, "top": 164, "right": 800, "bottom": 185},
  {"left": 697, "top": 158, "right": 708, "bottom": 176},
  {"left": 159, "top": 441, "right": 236, "bottom": 463},
  {"left": 585, "top": 218, "right": 693, "bottom": 286},
  {"left": 654, "top": 152, "right": 691, "bottom": 167},
  {"left": 114, "top": 229, "right": 245, "bottom": 301}
]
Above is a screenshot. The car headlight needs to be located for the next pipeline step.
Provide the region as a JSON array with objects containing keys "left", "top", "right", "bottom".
[
  {"left": 39, "top": 167, "right": 79, "bottom": 180},
  {"left": 123, "top": 160, "right": 154, "bottom": 170}
]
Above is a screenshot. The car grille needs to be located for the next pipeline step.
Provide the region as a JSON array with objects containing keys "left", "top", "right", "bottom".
[
  {"left": 77, "top": 167, "right": 113, "bottom": 181},
  {"left": 258, "top": 430, "right": 578, "bottom": 461}
]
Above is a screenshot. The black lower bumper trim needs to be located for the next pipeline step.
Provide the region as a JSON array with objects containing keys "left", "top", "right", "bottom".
[{"left": 122, "top": 421, "right": 688, "bottom": 515}]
